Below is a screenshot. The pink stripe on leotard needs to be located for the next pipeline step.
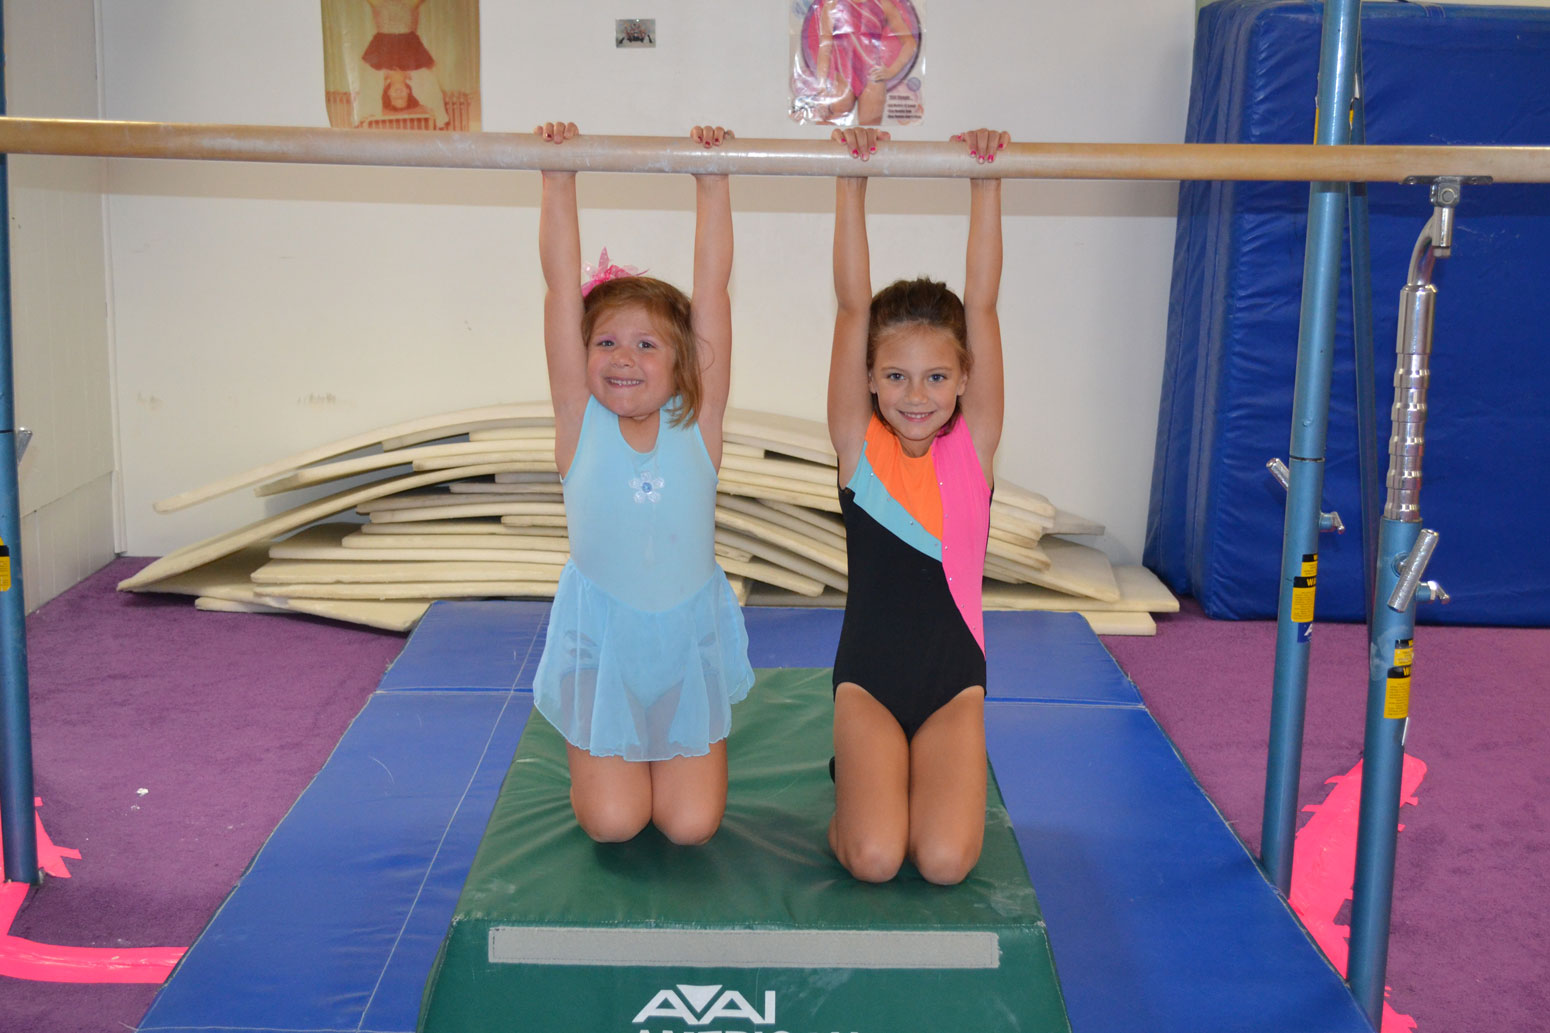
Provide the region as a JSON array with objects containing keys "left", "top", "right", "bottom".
[{"left": 932, "top": 417, "right": 990, "bottom": 652}]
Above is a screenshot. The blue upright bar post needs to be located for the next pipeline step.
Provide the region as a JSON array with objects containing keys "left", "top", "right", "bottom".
[
  {"left": 0, "top": 2, "right": 41, "bottom": 885},
  {"left": 1260, "top": 0, "right": 1364, "bottom": 895},
  {"left": 1347, "top": 184, "right": 1455, "bottom": 1024}
]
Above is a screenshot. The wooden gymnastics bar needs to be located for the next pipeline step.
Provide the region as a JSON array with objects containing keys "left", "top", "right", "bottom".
[{"left": 1, "top": 117, "right": 1549, "bottom": 183}]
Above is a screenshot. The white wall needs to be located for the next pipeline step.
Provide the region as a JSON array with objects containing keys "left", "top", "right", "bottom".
[
  {"left": 99, "top": 0, "right": 1199, "bottom": 563},
  {"left": 5, "top": 0, "right": 117, "bottom": 610}
]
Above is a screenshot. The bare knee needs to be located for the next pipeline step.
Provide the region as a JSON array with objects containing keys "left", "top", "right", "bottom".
[
  {"left": 653, "top": 802, "right": 723, "bottom": 847},
  {"left": 911, "top": 835, "right": 981, "bottom": 886},
  {"left": 835, "top": 827, "right": 907, "bottom": 883},
  {"left": 648, "top": 746, "right": 727, "bottom": 846},
  {"left": 572, "top": 792, "right": 650, "bottom": 843}
]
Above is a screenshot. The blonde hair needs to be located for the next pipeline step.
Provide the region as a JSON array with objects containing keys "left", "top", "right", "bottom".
[{"left": 580, "top": 276, "right": 701, "bottom": 427}]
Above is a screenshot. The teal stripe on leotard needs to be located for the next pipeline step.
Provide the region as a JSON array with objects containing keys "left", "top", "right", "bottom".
[{"left": 844, "top": 449, "right": 942, "bottom": 562}]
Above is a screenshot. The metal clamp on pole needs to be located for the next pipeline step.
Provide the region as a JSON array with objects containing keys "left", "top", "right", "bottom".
[
  {"left": 1266, "top": 459, "right": 1346, "bottom": 533},
  {"left": 1401, "top": 174, "right": 1492, "bottom": 189},
  {"left": 1388, "top": 528, "right": 1442, "bottom": 611}
]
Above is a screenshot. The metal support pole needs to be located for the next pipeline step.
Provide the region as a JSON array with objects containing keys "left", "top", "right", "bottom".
[
  {"left": 0, "top": 5, "right": 40, "bottom": 885},
  {"left": 1347, "top": 520, "right": 1421, "bottom": 1025},
  {"left": 1261, "top": 0, "right": 1364, "bottom": 895},
  {"left": 1348, "top": 187, "right": 1456, "bottom": 1023}
]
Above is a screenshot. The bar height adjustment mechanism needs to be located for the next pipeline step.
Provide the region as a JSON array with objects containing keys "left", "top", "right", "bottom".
[
  {"left": 1387, "top": 527, "right": 1449, "bottom": 611},
  {"left": 1267, "top": 458, "right": 1345, "bottom": 533}
]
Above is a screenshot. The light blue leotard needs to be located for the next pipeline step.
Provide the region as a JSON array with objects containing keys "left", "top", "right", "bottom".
[{"left": 533, "top": 397, "right": 753, "bottom": 761}]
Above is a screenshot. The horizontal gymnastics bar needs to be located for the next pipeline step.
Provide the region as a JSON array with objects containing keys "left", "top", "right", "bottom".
[{"left": 1, "top": 117, "right": 1548, "bottom": 183}]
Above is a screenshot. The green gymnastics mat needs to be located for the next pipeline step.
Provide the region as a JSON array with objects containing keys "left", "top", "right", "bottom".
[{"left": 418, "top": 668, "right": 1071, "bottom": 1033}]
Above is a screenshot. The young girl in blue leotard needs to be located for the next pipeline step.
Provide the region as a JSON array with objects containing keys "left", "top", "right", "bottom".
[
  {"left": 826, "top": 126, "right": 1009, "bottom": 885},
  {"left": 532, "top": 121, "right": 753, "bottom": 845}
]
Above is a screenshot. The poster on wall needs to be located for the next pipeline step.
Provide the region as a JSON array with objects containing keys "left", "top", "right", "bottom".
[
  {"left": 321, "top": 0, "right": 481, "bottom": 131},
  {"left": 789, "top": 0, "right": 925, "bottom": 127}
]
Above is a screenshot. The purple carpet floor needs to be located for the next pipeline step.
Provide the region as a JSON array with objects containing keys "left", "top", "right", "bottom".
[{"left": 1, "top": 557, "right": 1546, "bottom": 1033}]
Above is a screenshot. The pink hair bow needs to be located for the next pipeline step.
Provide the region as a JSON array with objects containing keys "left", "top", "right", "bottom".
[{"left": 580, "top": 248, "right": 643, "bottom": 297}]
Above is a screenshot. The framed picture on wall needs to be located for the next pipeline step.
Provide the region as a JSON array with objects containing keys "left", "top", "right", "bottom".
[{"left": 321, "top": 0, "right": 482, "bottom": 131}]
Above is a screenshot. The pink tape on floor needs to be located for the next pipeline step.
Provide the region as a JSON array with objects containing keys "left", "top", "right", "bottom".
[
  {"left": 0, "top": 798, "right": 185, "bottom": 984},
  {"left": 1292, "top": 757, "right": 1427, "bottom": 1033}
]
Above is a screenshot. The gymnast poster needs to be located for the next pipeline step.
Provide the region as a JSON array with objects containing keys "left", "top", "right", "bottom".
[
  {"left": 321, "top": 0, "right": 482, "bottom": 131},
  {"left": 789, "top": 0, "right": 925, "bottom": 127}
]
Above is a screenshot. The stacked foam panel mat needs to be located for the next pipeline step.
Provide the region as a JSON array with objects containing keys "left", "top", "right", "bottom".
[{"left": 1146, "top": 0, "right": 1550, "bottom": 623}]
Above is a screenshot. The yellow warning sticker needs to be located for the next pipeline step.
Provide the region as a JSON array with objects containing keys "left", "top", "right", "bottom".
[
  {"left": 1289, "top": 553, "right": 1318, "bottom": 622},
  {"left": 0, "top": 534, "right": 9, "bottom": 592},
  {"left": 1291, "top": 585, "right": 1315, "bottom": 622},
  {"left": 1290, "top": 585, "right": 1314, "bottom": 627},
  {"left": 1384, "top": 667, "right": 1411, "bottom": 720},
  {"left": 1394, "top": 638, "right": 1414, "bottom": 668}
]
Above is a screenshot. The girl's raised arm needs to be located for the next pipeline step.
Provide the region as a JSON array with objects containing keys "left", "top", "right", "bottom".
[
  {"left": 535, "top": 121, "right": 589, "bottom": 471},
  {"left": 689, "top": 125, "right": 735, "bottom": 467},
  {"left": 828, "top": 127, "right": 888, "bottom": 477},
  {"left": 956, "top": 128, "right": 1008, "bottom": 474}
]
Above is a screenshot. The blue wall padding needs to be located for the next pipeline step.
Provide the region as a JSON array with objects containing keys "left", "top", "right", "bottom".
[
  {"left": 138, "top": 604, "right": 1363, "bottom": 1033},
  {"left": 1147, "top": 0, "right": 1550, "bottom": 623}
]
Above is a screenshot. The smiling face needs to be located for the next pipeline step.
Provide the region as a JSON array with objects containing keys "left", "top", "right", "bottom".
[
  {"left": 585, "top": 303, "right": 679, "bottom": 423},
  {"left": 383, "top": 70, "right": 415, "bottom": 111},
  {"left": 868, "top": 324, "right": 968, "bottom": 457}
]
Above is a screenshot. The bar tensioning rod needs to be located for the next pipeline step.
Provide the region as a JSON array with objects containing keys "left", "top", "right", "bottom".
[{"left": 1, "top": 118, "right": 1549, "bottom": 182}]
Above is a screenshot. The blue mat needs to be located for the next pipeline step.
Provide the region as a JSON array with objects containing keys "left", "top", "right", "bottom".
[
  {"left": 376, "top": 600, "right": 548, "bottom": 692},
  {"left": 139, "top": 689, "right": 533, "bottom": 1033},
  {"left": 989, "top": 703, "right": 1366, "bottom": 1033},
  {"left": 138, "top": 602, "right": 1367, "bottom": 1033},
  {"left": 376, "top": 601, "right": 1140, "bottom": 705}
]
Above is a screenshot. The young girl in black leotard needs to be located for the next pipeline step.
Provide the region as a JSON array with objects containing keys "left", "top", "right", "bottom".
[{"left": 826, "top": 126, "right": 1009, "bottom": 885}]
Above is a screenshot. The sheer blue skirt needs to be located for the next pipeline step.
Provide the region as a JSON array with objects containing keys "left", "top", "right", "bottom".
[{"left": 533, "top": 560, "right": 754, "bottom": 761}]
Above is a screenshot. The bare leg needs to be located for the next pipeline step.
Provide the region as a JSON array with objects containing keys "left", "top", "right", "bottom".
[
  {"left": 907, "top": 686, "right": 987, "bottom": 885},
  {"left": 567, "top": 744, "right": 652, "bottom": 842},
  {"left": 857, "top": 81, "right": 888, "bottom": 126},
  {"left": 830, "top": 682, "right": 909, "bottom": 882},
  {"left": 649, "top": 741, "right": 729, "bottom": 846}
]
